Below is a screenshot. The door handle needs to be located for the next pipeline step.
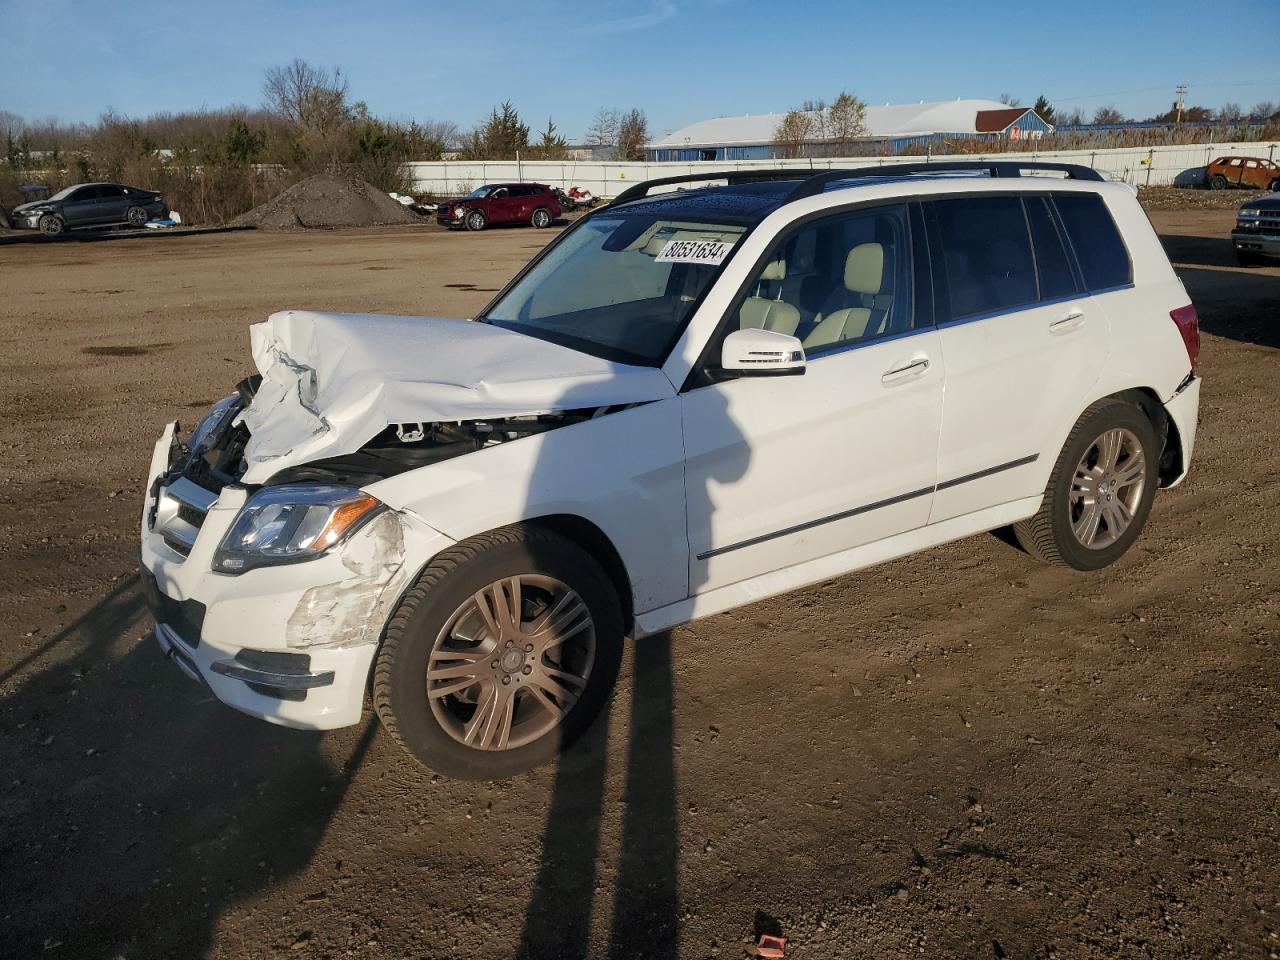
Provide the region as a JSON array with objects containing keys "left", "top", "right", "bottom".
[
  {"left": 881, "top": 356, "right": 930, "bottom": 385},
  {"left": 1049, "top": 310, "right": 1086, "bottom": 333}
]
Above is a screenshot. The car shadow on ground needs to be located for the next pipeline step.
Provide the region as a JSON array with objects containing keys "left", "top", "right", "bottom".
[
  {"left": 1161, "top": 234, "right": 1280, "bottom": 351},
  {"left": 0, "top": 574, "right": 374, "bottom": 958},
  {"left": 0, "top": 225, "right": 251, "bottom": 246}
]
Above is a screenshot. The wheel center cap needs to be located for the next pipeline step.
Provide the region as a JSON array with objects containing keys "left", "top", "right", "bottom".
[{"left": 500, "top": 648, "right": 526, "bottom": 674}]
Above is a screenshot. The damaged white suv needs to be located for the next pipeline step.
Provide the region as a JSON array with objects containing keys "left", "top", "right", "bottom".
[{"left": 141, "top": 162, "right": 1202, "bottom": 778}]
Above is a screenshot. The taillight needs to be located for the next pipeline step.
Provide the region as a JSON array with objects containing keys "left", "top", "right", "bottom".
[{"left": 1170, "top": 304, "right": 1200, "bottom": 371}]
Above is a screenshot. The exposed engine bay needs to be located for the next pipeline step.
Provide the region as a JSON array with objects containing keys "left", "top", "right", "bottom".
[{"left": 161, "top": 373, "right": 620, "bottom": 496}]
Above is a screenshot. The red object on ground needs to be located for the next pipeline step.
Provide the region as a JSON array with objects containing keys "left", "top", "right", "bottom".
[{"left": 754, "top": 934, "right": 786, "bottom": 958}]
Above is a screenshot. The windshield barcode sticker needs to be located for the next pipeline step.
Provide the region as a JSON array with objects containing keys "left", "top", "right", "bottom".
[{"left": 654, "top": 238, "right": 734, "bottom": 265}]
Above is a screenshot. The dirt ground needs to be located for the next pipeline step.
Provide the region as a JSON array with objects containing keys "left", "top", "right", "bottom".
[{"left": 0, "top": 210, "right": 1277, "bottom": 960}]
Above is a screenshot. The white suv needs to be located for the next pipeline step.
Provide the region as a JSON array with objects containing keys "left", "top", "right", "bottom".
[{"left": 140, "top": 162, "right": 1202, "bottom": 778}]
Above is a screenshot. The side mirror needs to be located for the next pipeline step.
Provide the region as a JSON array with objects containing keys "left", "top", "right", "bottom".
[{"left": 720, "top": 328, "right": 806, "bottom": 377}]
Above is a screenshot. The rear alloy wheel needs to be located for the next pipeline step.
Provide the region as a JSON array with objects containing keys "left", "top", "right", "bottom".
[
  {"left": 1013, "top": 400, "right": 1159, "bottom": 571},
  {"left": 126, "top": 205, "right": 149, "bottom": 227},
  {"left": 465, "top": 209, "right": 487, "bottom": 231},
  {"left": 531, "top": 207, "right": 552, "bottom": 228},
  {"left": 373, "top": 526, "right": 623, "bottom": 778},
  {"left": 38, "top": 214, "right": 65, "bottom": 236}
]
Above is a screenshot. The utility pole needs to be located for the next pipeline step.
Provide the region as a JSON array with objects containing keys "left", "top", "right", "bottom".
[{"left": 1175, "top": 83, "right": 1188, "bottom": 127}]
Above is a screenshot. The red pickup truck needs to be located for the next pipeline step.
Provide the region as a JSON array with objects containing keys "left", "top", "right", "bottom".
[{"left": 436, "top": 183, "right": 561, "bottom": 231}]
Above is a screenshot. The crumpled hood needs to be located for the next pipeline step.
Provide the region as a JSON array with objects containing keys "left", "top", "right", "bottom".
[
  {"left": 237, "top": 310, "right": 676, "bottom": 484},
  {"left": 12, "top": 200, "right": 51, "bottom": 215}
]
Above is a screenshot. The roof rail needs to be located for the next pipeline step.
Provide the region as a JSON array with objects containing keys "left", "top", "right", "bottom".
[
  {"left": 608, "top": 168, "right": 816, "bottom": 206},
  {"left": 606, "top": 160, "right": 1105, "bottom": 208},
  {"left": 784, "top": 160, "right": 1105, "bottom": 200}
]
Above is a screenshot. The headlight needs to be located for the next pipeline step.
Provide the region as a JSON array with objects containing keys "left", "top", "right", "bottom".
[
  {"left": 213, "top": 484, "right": 383, "bottom": 573},
  {"left": 187, "top": 395, "right": 239, "bottom": 455},
  {"left": 454, "top": 206, "right": 465, "bottom": 219},
  {"left": 1239, "top": 208, "right": 1261, "bottom": 218}
]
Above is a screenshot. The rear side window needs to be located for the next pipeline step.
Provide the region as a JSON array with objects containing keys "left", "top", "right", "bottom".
[
  {"left": 1053, "top": 193, "right": 1132, "bottom": 290},
  {"left": 929, "top": 196, "right": 1037, "bottom": 320},
  {"left": 1025, "top": 197, "right": 1078, "bottom": 300}
]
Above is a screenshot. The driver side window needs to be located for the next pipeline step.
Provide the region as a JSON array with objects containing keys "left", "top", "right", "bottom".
[{"left": 736, "top": 204, "right": 915, "bottom": 356}]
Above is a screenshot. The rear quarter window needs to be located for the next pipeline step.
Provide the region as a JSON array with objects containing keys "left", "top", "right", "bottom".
[
  {"left": 1053, "top": 193, "right": 1133, "bottom": 291},
  {"left": 927, "top": 195, "right": 1038, "bottom": 320}
]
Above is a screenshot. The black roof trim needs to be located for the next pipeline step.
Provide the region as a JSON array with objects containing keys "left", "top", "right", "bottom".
[{"left": 608, "top": 161, "right": 1105, "bottom": 209}]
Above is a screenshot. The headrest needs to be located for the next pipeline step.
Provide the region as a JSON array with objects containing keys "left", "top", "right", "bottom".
[
  {"left": 758, "top": 258, "right": 786, "bottom": 281},
  {"left": 642, "top": 234, "right": 669, "bottom": 256},
  {"left": 844, "top": 243, "right": 884, "bottom": 295}
]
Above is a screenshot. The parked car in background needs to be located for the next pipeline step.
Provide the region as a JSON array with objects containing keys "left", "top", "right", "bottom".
[
  {"left": 1205, "top": 156, "right": 1280, "bottom": 191},
  {"left": 8, "top": 182, "right": 168, "bottom": 236},
  {"left": 435, "top": 183, "right": 560, "bottom": 231},
  {"left": 142, "top": 161, "right": 1201, "bottom": 778},
  {"left": 1232, "top": 195, "right": 1280, "bottom": 265}
]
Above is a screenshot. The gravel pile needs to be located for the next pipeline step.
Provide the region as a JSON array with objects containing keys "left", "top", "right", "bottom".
[{"left": 233, "top": 175, "right": 422, "bottom": 230}]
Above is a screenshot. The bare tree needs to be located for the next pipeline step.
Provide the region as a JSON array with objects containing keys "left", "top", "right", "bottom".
[
  {"left": 1217, "top": 102, "right": 1243, "bottom": 121},
  {"left": 585, "top": 107, "right": 620, "bottom": 147},
  {"left": 772, "top": 109, "right": 816, "bottom": 159},
  {"left": 998, "top": 93, "right": 1020, "bottom": 106},
  {"left": 800, "top": 98, "right": 828, "bottom": 144},
  {"left": 1092, "top": 105, "right": 1127, "bottom": 125},
  {"left": 263, "top": 59, "right": 349, "bottom": 131},
  {"left": 826, "top": 92, "right": 867, "bottom": 155},
  {"left": 615, "top": 109, "right": 649, "bottom": 161},
  {"left": 1250, "top": 101, "right": 1278, "bottom": 120}
]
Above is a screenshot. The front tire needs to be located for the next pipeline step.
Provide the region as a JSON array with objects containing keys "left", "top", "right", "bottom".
[
  {"left": 465, "top": 209, "right": 487, "bottom": 231},
  {"left": 531, "top": 207, "right": 552, "bottom": 228},
  {"left": 38, "top": 214, "right": 65, "bottom": 236},
  {"left": 373, "top": 526, "right": 624, "bottom": 779},
  {"left": 1208, "top": 174, "right": 1227, "bottom": 190},
  {"left": 1013, "top": 400, "right": 1159, "bottom": 571}
]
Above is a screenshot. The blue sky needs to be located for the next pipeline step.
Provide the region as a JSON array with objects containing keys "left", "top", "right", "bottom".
[{"left": 2, "top": 0, "right": 1277, "bottom": 140}]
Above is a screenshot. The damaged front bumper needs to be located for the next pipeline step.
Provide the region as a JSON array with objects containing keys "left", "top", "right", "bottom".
[{"left": 140, "top": 422, "right": 455, "bottom": 730}]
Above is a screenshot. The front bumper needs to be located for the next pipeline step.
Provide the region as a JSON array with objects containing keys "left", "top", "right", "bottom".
[
  {"left": 139, "top": 422, "right": 454, "bottom": 730},
  {"left": 1231, "top": 230, "right": 1280, "bottom": 259}
]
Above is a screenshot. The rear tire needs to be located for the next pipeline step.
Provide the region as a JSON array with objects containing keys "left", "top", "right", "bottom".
[
  {"left": 465, "top": 209, "right": 486, "bottom": 231},
  {"left": 38, "top": 214, "right": 65, "bottom": 236},
  {"left": 372, "top": 526, "right": 624, "bottom": 779},
  {"left": 1269, "top": 178, "right": 1280, "bottom": 192},
  {"left": 1013, "top": 400, "right": 1159, "bottom": 571},
  {"left": 531, "top": 207, "right": 552, "bottom": 228},
  {"left": 126, "top": 205, "right": 149, "bottom": 227}
]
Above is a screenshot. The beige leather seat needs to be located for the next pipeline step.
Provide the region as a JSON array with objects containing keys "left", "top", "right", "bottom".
[
  {"left": 738, "top": 259, "right": 801, "bottom": 336},
  {"left": 803, "top": 243, "right": 890, "bottom": 350}
]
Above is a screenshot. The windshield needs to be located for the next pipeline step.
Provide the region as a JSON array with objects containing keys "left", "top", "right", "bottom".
[
  {"left": 47, "top": 184, "right": 82, "bottom": 202},
  {"left": 465, "top": 185, "right": 493, "bottom": 199},
  {"left": 482, "top": 214, "right": 748, "bottom": 365}
]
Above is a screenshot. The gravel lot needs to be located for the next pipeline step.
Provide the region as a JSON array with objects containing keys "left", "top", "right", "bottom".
[{"left": 0, "top": 210, "right": 1277, "bottom": 960}]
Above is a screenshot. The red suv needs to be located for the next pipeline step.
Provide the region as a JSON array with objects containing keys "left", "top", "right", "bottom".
[{"left": 436, "top": 183, "right": 561, "bottom": 231}]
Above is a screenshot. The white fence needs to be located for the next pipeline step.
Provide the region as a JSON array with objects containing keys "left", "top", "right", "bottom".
[{"left": 407, "top": 141, "right": 1280, "bottom": 198}]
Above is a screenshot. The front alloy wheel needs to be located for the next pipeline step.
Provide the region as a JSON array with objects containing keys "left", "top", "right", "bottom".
[
  {"left": 39, "top": 214, "right": 64, "bottom": 236},
  {"left": 126, "top": 205, "right": 149, "bottom": 226},
  {"left": 373, "top": 526, "right": 623, "bottom": 778},
  {"left": 426, "top": 575, "right": 595, "bottom": 751},
  {"left": 466, "top": 209, "right": 486, "bottom": 231}
]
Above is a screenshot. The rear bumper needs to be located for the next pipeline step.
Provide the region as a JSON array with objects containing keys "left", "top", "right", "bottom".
[{"left": 1162, "top": 375, "right": 1201, "bottom": 488}]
